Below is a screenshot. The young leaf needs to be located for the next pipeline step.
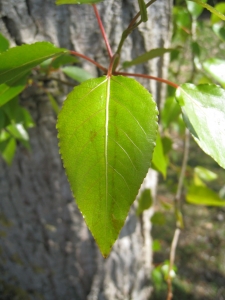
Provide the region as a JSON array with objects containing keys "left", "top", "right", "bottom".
[
  {"left": 136, "top": 189, "right": 153, "bottom": 215},
  {"left": 211, "top": 2, "right": 225, "bottom": 24},
  {"left": 187, "top": 185, "right": 225, "bottom": 206},
  {"left": 186, "top": 0, "right": 207, "bottom": 19},
  {"left": 57, "top": 75, "right": 158, "bottom": 257},
  {"left": 56, "top": 0, "right": 103, "bottom": 4},
  {"left": 0, "top": 33, "right": 10, "bottom": 53},
  {"left": 123, "top": 48, "right": 174, "bottom": 68},
  {"left": 0, "top": 73, "right": 29, "bottom": 107},
  {"left": 194, "top": 166, "right": 218, "bottom": 182},
  {"left": 152, "top": 133, "right": 168, "bottom": 178},
  {"left": 176, "top": 83, "right": 225, "bottom": 169},
  {"left": 0, "top": 137, "right": 16, "bottom": 165},
  {"left": 0, "top": 42, "right": 66, "bottom": 85},
  {"left": 188, "top": 0, "right": 225, "bottom": 21},
  {"left": 47, "top": 93, "right": 60, "bottom": 115},
  {"left": 62, "top": 66, "right": 94, "bottom": 83},
  {"left": 138, "top": 0, "right": 148, "bottom": 22},
  {"left": 203, "top": 58, "right": 225, "bottom": 87}
]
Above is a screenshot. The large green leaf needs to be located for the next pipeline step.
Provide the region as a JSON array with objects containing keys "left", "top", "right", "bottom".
[
  {"left": 57, "top": 75, "right": 158, "bottom": 257},
  {"left": 0, "top": 73, "right": 29, "bottom": 107},
  {"left": 203, "top": 58, "right": 225, "bottom": 87},
  {"left": 176, "top": 83, "right": 225, "bottom": 169},
  {"left": 0, "top": 42, "right": 66, "bottom": 85},
  {"left": 56, "top": 0, "right": 103, "bottom": 4},
  {"left": 123, "top": 48, "right": 174, "bottom": 69}
]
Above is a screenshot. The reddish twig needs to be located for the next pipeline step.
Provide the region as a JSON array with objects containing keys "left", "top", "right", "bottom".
[
  {"left": 114, "top": 71, "right": 179, "bottom": 89},
  {"left": 69, "top": 50, "right": 107, "bottom": 73},
  {"left": 92, "top": 4, "right": 113, "bottom": 59}
]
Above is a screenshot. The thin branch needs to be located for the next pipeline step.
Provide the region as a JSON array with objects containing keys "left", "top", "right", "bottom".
[
  {"left": 69, "top": 50, "right": 107, "bottom": 73},
  {"left": 166, "top": 129, "right": 190, "bottom": 300},
  {"left": 166, "top": 228, "right": 181, "bottom": 300},
  {"left": 114, "top": 71, "right": 179, "bottom": 89},
  {"left": 92, "top": 4, "right": 113, "bottom": 58}
]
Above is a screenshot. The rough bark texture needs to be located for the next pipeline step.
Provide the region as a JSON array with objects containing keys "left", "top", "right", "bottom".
[{"left": 0, "top": 0, "right": 172, "bottom": 299}]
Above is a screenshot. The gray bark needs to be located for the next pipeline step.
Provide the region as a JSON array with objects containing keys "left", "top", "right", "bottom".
[{"left": 0, "top": 0, "right": 172, "bottom": 299}]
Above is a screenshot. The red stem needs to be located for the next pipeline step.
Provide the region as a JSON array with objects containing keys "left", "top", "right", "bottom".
[
  {"left": 114, "top": 71, "right": 179, "bottom": 89},
  {"left": 69, "top": 50, "right": 107, "bottom": 73},
  {"left": 92, "top": 4, "right": 113, "bottom": 59}
]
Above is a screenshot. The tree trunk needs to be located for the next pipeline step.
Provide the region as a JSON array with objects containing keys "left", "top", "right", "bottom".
[{"left": 0, "top": 0, "right": 172, "bottom": 299}]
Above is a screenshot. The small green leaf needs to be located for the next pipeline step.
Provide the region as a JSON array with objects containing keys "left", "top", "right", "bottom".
[
  {"left": 152, "top": 134, "right": 167, "bottom": 178},
  {"left": 0, "top": 33, "right": 9, "bottom": 53},
  {"left": 203, "top": 58, "right": 225, "bottom": 87},
  {"left": 186, "top": 0, "right": 207, "bottom": 18},
  {"left": 189, "top": 0, "right": 225, "bottom": 21},
  {"left": 62, "top": 66, "right": 94, "bottom": 83},
  {"left": 0, "top": 73, "right": 29, "bottom": 107},
  {"left": 151, "top": 212, "right": 166, "bottom": 226},
  {"left": 136, "top": 189, "right": 153, "bottom": 215},
  {"left": 0, "top": 137, "right": 16, "bottom": 165},
  {"left": 47, "top": 93, "right": 60, "bottom": 115},
  {"left": 57, "top": 75, "right": 158, "bottom": 257},
  {"left": 211, "top": 2, "right": 225, "bottom": 24},
  {"left": 138, "top": 0, "right": 148, "bottom": 22},
  {"left": 56, "top": 0, "right": 103, "bottom": 4},
  {"left": 176, "top": 83, "right": 225, "bottom": 169},
  {"left": 51, "top": 54, "right": 78, "bottom": 69},
  {"left": 212, "top": 23, "right": 225, "bottom": 42},
  {"left": 187, "top": 185, "right": 225, "bottom": 206},
  {"left": 7, "top": 124, "right": 29, "bottom": 141},
  {"left": 0, "top": 42, "right": 66, "bottom": 85},
  {"left": 194, "top": 166, "right": 218, "bottom": 182},
  {"left": 161, "top": 96, "right": 181, "bottom": 129},
  {"left": 123, "top": 48, "right": 174, "bottom": 68},
  {"left": 152, "top": 240, "right": 161, "bottom": 252}
]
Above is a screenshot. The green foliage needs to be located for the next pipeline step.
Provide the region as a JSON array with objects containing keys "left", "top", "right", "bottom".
[
  {"left": 123, "top": 48, "right": 174, "bottom": 68},
  {"left": 0, "top": 33, "right": 9, "bottom": 53},
  {"left": 137, "top": 188, "right": 153, "bottom": 215},
  {"left": 176, "top": 83, "right": 225, "bottom": 169},
  {"left": 57, "top": 75, "right": 158, "bottom": 256},
  {"left": 62, "top": 66, "right": 94, "bottom": 82},
  {"left": 0, "top": 42, "right": 66, "bottom": 84}
]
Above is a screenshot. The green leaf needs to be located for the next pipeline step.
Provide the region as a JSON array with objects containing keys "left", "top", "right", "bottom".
[
  {"left": 0, "top": 42, "right": 66, "bottom": 85},
  {"left": 62, "top": 66, "right": 94, "bottom": 83},
  {"left": 161, "top": 96, "right": 181, "bottom": 129},
  {"left": 186, "top": 0, "right": 207, "bottom": 18},
  {"left": 7, "top": 123, "right": 29, "bottom": 141},
  {"left": 0, "top": 137, "right": 16, "bottom": 165},
  {"left": 138, "top": 0, "right": 148, "bottom": 22},
  {"left": 123, "top": 48, "right": 174, "bottom": 68},
  {"left": 211, "top": 2, "right": 225, "bottom": 24},
  {"left": 203, "top": 58, "right": 225, "bottom": 87},
  {"left": 57, "top": 75, "right": 158, "bottom": 257},
  {"left": 51, "top": 54, "right": 78, "bottom": 69},
  {"left": 187, "top": 185, "right": 225, "bottom": 206},
  {"left": 212, "top": 23, "right": 225, "bottom": 42},
  {"left": 188, "top": 0, "right": 225, "bottom": 21},
  {"left": 176, "top": 84, "right": 225, "bottom": 169},
  {"left": 194, "top": 166, "right": 218, "bottom": 182},
  {"left": 47, "top": 93, "right": 60, "bottom": 115},
  {"left": 152, "top": 133, "right": 167, "bottom": 178},
  {"left": 56, "top": 0, "right": 103, "bottom": 4},
  {"left": 0, "top": 33, "right": 10, "bottom": 53},
  {"left": 151, "top": 212, "right": 166, "bottom": 226},
  {"left": 136, "top": 189, "right": 153, "bottom": 215},
  {"left": 0, "top": 73, "right": 29, "bottom": 107}
]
